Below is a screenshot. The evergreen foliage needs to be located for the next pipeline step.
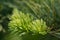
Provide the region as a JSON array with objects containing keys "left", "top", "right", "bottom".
[
  {"left": 8, "top": 8, "right": 49, "bottom": 35},
  {"left": 0, "top": 0, "right": 60, "bottom": 40}
]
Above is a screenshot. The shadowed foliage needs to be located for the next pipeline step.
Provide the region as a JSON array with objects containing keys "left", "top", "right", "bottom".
[{"left": 0, "top": 0, "right": 60, "bottom": 40}]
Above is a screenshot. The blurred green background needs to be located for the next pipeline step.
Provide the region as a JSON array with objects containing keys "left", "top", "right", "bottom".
[{"left": 0, "top": 0, "right": 60, "bottom": 40}]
